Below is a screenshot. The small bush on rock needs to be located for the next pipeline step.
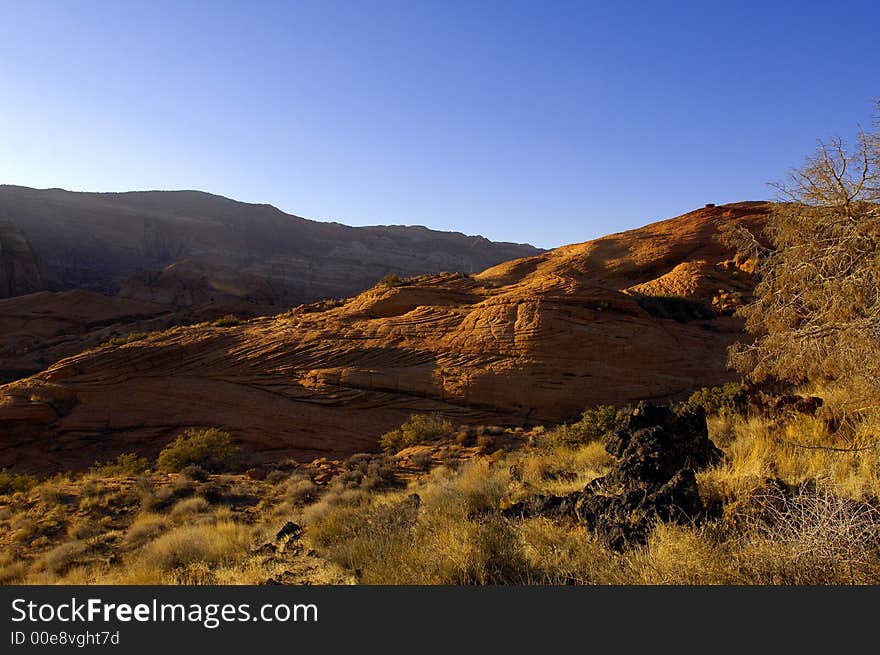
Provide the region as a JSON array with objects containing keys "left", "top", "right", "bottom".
[
  {"left": 379, "top": 414, "right": 454, "bottom": 453},
  {"left": 544, "top": 405, "right": 622, "bottom": 447},
  {"left": 157, "top": 428, "right": 239, "bottom": 473},
  {"left": 688, "top": 382, "right": 746, "bottom": 416}
]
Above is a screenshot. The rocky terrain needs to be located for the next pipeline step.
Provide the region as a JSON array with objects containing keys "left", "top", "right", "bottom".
[
  {"left": 0, "top": 291, "right": 174, "bottom": 384},
  {"left": 0, "top": 201, "right": 769, "bottom": 473},
  {"left": 0, "top": 185, "right": 541, "bottom": 384}
]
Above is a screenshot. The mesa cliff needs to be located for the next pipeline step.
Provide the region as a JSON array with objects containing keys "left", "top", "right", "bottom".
[
  {"left": 0, "top": 185, "right": 541, "bottom": 306},
  {"left": 0, "top": 202, "right": 769, "bottom": 473}
]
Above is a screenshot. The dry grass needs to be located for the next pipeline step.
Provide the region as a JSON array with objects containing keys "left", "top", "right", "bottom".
[
  {"left": 299, "top": 392, "right": 880, "bottom": 585},
  {"left": 702, "top": 411, "right": 880, "bottom": 502},
  {"left": 4, "top": 387, "right": 880, "bottom": 585},
  {"left": 168, "top": 496, "right": 210, "bottom": 518},
  {"left": 34, "top": 540, "right": 89, "bottom": 575},
  {"left": 135, "top": 520, "right": 250, "bottom": 570},
  {"left": 122, "top": 514, "right": 167, "bottom": 550}
]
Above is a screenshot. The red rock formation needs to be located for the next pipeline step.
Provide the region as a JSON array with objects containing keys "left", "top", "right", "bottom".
[
  {"left": 0, "top": 290, "right": 170, "bottom": 384},
  {"left": 0, "top": 202, "right": 769, "bottom": 474}
]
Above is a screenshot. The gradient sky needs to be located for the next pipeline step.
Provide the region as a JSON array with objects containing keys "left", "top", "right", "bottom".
[{"left": 1, "top": 1, "right": 878, "bottom": 249}]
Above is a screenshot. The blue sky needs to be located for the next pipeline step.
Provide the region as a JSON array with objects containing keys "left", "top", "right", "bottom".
[{"left": 1, "top": 1, "right": 878, "bottom": 249}]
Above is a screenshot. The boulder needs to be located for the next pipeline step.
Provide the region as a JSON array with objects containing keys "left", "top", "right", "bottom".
[{"left": 505, "top": 402, "right": 722, "bottom": 549}]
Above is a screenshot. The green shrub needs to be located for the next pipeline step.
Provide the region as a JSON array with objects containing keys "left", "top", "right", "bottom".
[
  {"left": 211, "top": 315, "right": 241, "bottom": 328},
  {"left": 379, "top": 414, "right": 453, "bottom": 453},
  {"left": 635, "top": 294, "right": 715, "bottom": 322},
  {"left": 101, "top": 332, "right": 150, "bottom": 348},
  {"left": 157, "top": 428, "right": 239, "bottom": 473},
  {"left": 91, "top": 453, "right": 151, "bottom": 477},
  {"left": 0, "top": 469, "right": 38, "bottom": 495},
  {"left": 688, "top": 382, "right": 746, "bottom": 416},
  {"left": 544, "top": 405, "right": 621, "bottom": 447}
]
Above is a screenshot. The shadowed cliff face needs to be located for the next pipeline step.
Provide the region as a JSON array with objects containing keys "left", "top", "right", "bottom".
[
  {"left": 0, "top": 202, "right": 769, "bottom": 474},
  {"left": 0, "top": 186, "right": 542, "bottom": 306},
  {"left": 0, "top": 218, "right": 43, "bottom": 298}
]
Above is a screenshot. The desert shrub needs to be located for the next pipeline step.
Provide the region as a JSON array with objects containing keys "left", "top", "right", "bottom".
[
  {"left": 282, "top": 477, "right": 318, "bottom": 506},
  {"left": 634, "top": 294, "right": 715, "bottom": 322},
  {"left": 302, "top": 487, "right": 371, "bottom": 527},
  {"left": 518, "top": 517, "right": 626, "bottom": 584},
  {"left": 727, "top": 104, "right": 880, "bottom": 407},
  {"left": 196, "top": 481, "right": 227, "bottom": 504},
  {"left": 101, "top": 332, "right": 149, "bottom": 348},
  {"left": 688, "top": 382, "right": 747, "bottom": 416},
  {"left": 337, "top": 453, "right": 398, "bottom": 490},
  {"left": 211, "top": 315, "right": 241, "bottom": 328},
  {"left": 379, "top": 414, "right": 453, "bottom": 453},
  {"left": 0, "top": 469, "right": 37, "bottom": 495},
  {"left": 410, "top": 450, "right": 433, "bottom": 470},
  {"left": 140, "top": 478, "right": 195, "bottom": 512},
  {"left": 136, "top": 521, "right": 251, "bottom": 571},
  {"left": 306, "top": 494, "right": 421, "bottom": 571},
  {"left": 0, "top": 556, "right": 27, "bottom": 584},
  {"left": 421, "top": 461, "right": 508, "bottom": 519},
  {"left": 37, "top": 540, "right": 88, "bottom": 574},
  {"left": 169, "top": 497, "right": 211, "bottom": 519},
  {"left": 464, "top": 515, "right": 531, "bottom": 584},
  {"left": 378, "top": 273, "right": 405, "bottom": 287},
  {"left": 733, "top": 482, "right": 880, "bottom": 584},
  {"left": 475, "top": 434, "right": 496, "bottom": 452},
  {"left": 625, "top": 523, "right": 735, "bottom": 584},
  {"left": 157, "top": 428, "right": 239, "bottom": 472},
  {"left": 37, "top": 481, "right": 70, "bottom": 507},
  {"left": 123, "top": 515, "right": 167, "bottom": 550},
  {"left": 90, "top": 453, "right": 151, "bottom": 477},
  {"left": 543, "top": 405, "right": 621, "bottom": 447},
  {"left": 179, "top": 464, "right": 210, "bottom": 482},
  {"left": 306, "top": 462, "right": 531, "bottom": 584},
  {"left": 10, "top": 516, "right": 37, "bottom": 543},
  {"left": 511, "top": 441, "right": 612, "bottom": 498},
  {"left": 265, "top": 470, "right": 288, "bottom": 485}
]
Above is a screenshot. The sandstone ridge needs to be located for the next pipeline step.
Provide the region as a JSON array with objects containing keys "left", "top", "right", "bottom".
[{"left": 0, "top": 202, "right": 769, "bottom": 473}]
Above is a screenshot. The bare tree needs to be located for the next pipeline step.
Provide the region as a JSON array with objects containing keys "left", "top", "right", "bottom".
[{"left": 728, "top": 104, "right": 880, "bottom": 409}]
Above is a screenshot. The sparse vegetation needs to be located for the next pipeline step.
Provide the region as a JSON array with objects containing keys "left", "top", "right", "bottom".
[
  {"left": 101, "top": 332, "right": 150, "bottom": 348},
  {"left": 157, "top": 428, "right": 239, "bottom": 473},
  {"left": 543, "top": 405, "right": 621, "bottom": 447},
  {"left": 90, "top": 453, "right": 151, "bottom": 477},
  {"left": 0, "top": 469, "right": 38, "bottom": 495},
  {"left": 2, "top": 392, "right": 879, "bottom": 585},
  {"left": 378, "top": 273, "right": 405, "bottom": 287},
  {"left": 688, "top": 383, "right": 747, "bottom": 417},
  {"left": 211, "top": 314, "right": 242, "bottom": 327}
]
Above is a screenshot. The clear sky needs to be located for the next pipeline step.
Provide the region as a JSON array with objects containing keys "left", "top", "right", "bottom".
[{"left": 1, "top": 1, "right": 878, "bottom": 249}]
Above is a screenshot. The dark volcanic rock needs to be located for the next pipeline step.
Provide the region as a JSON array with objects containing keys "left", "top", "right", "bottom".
[
  {"left": 275, "top": 521, "right": 303, "bottom": 542},
  {"left": 505, "top": 402, "right": 721, "bottom": 549}
]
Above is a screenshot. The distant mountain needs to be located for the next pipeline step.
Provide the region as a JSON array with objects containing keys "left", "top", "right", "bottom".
[
  {"left": 0, "top": 201, "right": 770, "bottom": 474},
  {"left": 0, "top": 185, "right": 542, "bottom": 308}
]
